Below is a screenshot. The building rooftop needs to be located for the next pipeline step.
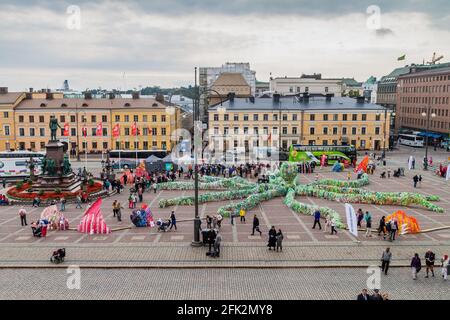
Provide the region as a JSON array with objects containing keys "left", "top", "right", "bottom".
[
  {"left": 15, "top": 97, "right": 169, "bottom": 110},
  {"left": 212, "top": 73, "right": 250, "bottom": 87},
  {"left": 209, "top": 96, "right": 386, "bottom": 112},
  {"left": 0, "top": 92, "right": 25, "bottom": 105},
  {"left": 380, "top": 62, "right": 450, "bottom": 84},
  {"left": 398, "top": 66, "right": 450, "bottom": 78}
]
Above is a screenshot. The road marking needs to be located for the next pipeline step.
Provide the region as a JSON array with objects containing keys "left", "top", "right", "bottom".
[
  {"left": 131, "top": 236, "right": 146, "bottom": 241},
  {"left": 170, "top": 235, "right": 184, "bottom": 241},
  {"left": 54, "top": 236, "right": 69, "bottom": 241},
  {"left": 15, "top": 236, "right": 31, "bottom": 241}
]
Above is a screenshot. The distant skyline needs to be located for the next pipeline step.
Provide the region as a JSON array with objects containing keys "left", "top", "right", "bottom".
[{"left": 1, "top": 0, "right": 449, "bottom": 91}]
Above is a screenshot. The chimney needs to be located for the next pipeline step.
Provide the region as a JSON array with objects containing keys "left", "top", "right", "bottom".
[
  {"left": 155, "top": 94, "right": 165, "bottom": 103},
  {"left": 227, "top": 92, "right": 235, "bottom": 102},
  {"left": 302, "top": 92, "right": 309, "bottom": 103},
  {"left": 249, "top": 96, "right": 255, "bottom": 103},
  {"left": 356, "top": 96, "right": 365, "bottom": 104},
  {"left": 273, "top": 93, "right": 281, "bottom": 103},
  {"left": 109, "top": 93, "right": 115, "bottom": 99},
  {"left": 132, "top": 92, "right": 140, "bottom": 99},
  {"left": 46, "top": 92, "right": 54, "bottom": 100},
  {"left": 0, "top": 87, "right": 8, "bottom": 94},
  {"left": 29, "top": 88, "right": 33, "bottom": 93},
  {"left": 84, "top": 92, "right": 93, "bottom": 100}
]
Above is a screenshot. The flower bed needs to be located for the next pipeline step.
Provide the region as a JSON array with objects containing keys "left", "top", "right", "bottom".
[{"left": 6, "top": 182, "right": 103, "bottom": 201}]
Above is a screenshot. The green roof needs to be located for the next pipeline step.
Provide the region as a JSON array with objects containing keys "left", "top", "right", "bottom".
[{"left": 380, "top": 62, "right": 450, "bottom": 83}]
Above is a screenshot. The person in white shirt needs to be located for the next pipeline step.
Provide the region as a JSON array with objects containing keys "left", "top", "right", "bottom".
[{"left": 18, "top": 207, "right": 27, "bottom": 226}]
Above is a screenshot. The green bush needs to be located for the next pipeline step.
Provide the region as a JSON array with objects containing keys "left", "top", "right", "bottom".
[
  {"left": 16, "top": 181, "right": 24, "bottom": 189},
  {"left": 55, "top": 188, "right": 62, "bottom": 195},
  {"left": 88, "top": 178, "right": 95, "bottom": 186},
  {"left": 38, "top": 190, "right": 45, "bottom": 196}
]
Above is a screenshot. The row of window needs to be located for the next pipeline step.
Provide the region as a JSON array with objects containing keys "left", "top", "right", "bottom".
[
  {"left": 403, "top": 75, "right": 450, "bottom": 83},
  {"left": 286, "top": 86, "right": 329, "bottom": 93},
  {"left": 213, "top": 126, "right": 382, "bottom": 135},
  {"left": 16, "top": 114, "right": 168, "bottom": 124},
  {"left": 215, "top": 139, "right": 373, "bottom": 150},
  {"left": 400, "top": 106, "right": 449, "bottom": 117},
  {"left": 401, "top": 84, "right": 450, "bottom": 94},
  {"left": 212, "top": 113, "right": 381, "bottom": 122},
  {"left": 400, "top": 96, "right": 449, "bottom": 105},
  {"left": 399, "top": 117, "right": 450, "bottom": 130},
  {"left": 17, "top": 141, "right": 168, "bottom": 151},
  {"left": 10, "top": 127, "right": 168, "bottom": 137}
]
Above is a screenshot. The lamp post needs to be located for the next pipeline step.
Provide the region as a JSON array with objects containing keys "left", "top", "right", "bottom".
[{"left": 421, "top": 106, "right": 436, "bottom": 170}]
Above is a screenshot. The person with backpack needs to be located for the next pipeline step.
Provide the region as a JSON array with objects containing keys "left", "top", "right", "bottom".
[
  {"left": 425, "top": 249, "right": 436, "bottom": 278},
  {"left": 411, "top": 253, "right": 422, "bottom": 280},
  {"left": 381, "top": 247, "right": 392, "bottom": 275},
  {"left": 251, "top": 215, "right": 262, "bottom": 236}
]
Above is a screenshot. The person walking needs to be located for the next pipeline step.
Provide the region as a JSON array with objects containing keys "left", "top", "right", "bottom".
[
  {"left": 213, "top": 230, "right": 222, "bottom": 258},
  {"left": 239, "top": 208, "right": 246, "bottom": 223},
  {"left": 364, "top": 211, "right": 372, "bottom": 237},
  {"left": 312, "top": 209, "right": 322, "bottom": 230},
  {"left": 153, "top": 183, "right": 157, "bottom": 194},
  {"left": 60, "top": 196, "right": 66, "bottom": 212},
  {"left": 132, "top": 193, "right": 137, "bottom": 209},
  {"left": 268, "top": 226, "right": 277, "bottom": 250},
  {"left": 138, "top": 187, "right": 143, "bottom": 203},
  {"left": 2, "top": 179, "right": 6, "bottom": 189},
  {"left": 378, "top": 216, "right": 386, "bottom": 239},
  {"left": 251, "top": 215, "right": 262, "bottom": 236},
  {"left": 216, "top": 214, "right": 223, "bottom": 229},
  {"left": 411, "top": 253, "right": 422, "bottom": 280},
  {"left": 18, "top": 206, "right": 27, "bottom": 226},
  {"left": 276, "top": 229, "right": 284, "bottom": 252},
  {"left": 169, "top": 211, "right": 177, "bottom": 231},
  {"left": 357, "top": 208, "right": 364, "bottom": 228},
  {"left": 418, "top": 175, "right": 422, "bottom": 186},
  {"left": 425, "top": 249, "right": 436, "bottom": 278},
  {"left": 330, "top": 219, "right": 338, "bottom": 235},
  {"left": 413, "top": 174, "right": 419, "bottom": 188},
  {"left": 441, "top": 255, "right": 449, "bottom": 281},
  {"left": 116, "top": 201, "right": 123, "bottom": 222},
  {"left": 75, "top": 193, "right": 82, "bottom": 209},
  {"left": 381, "top": 247, "right": 392, "bottom": 275},
  {"left": 389, "top": 220, "right": 398, "bottom": 241},
  {"left": 324, "top": 216, "right": 331, "bottom": 233}
]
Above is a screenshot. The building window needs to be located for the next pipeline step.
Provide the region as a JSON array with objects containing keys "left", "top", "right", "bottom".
[
  {"left": 234, "top": 114, "right": 239, "bottom": 121},
  {"left": 152, "top": 141, "right": 158, "bottom": 147},
  {"left": 224, "top": 114, "right": 229, "bottom": 121},
  {"left": 19, "top": 116, "right": 24, "bottom": 123},
  {"left": 243, "top": 127, "right": 249, "bottom": 134},
  {"left": 292, "top": 114, "right": 297, "bottom": 121},
  {"left": 30, "top": 142, "right": 36, "bottom": 150},
  {"left": 333, "top": 114, "right": 338, "bottom": 121},
  {"left": 162, "top": 142, "right": 167, "bottom": 150},
  {"left": 272, "top": 127, "right": 278, "bottom": 135},
  {"left": 143, "top": 141, "right": 149, "bottom": 149},
  {"left": 310, "top": 114, "right": 315, "bottom": 121},
  {"left": 332, "top": 127, "right": 338, "bottom": 135},
  {"left": 244, "top": 114, "right": 249, "bottom": 121},
  {"left": 361, "top": 140, "right": 366, "bottom": 149},
  {"left": 375, "top": 114, "right": 381, "bottom": 121},
  {"left": 342, "top": 127, "right": 347, "bottom": 135},
  {"left": 142, "top": 128, "right": 148, "bottom": 136},
  {"left": 71, "top": 128, "right": 76, "bottom": 136},
  {"left": 253, "top": 114, "right": 258, "bottom": 121},
  {"left": 4, "top": 126, "right": 10, "bottom": 136},
  {"left": 134, "top": 115, "right": 139, "bottom": 122},
  {"left": 103, "top": 128, "right": 107, "bottom": 136},
  {"left": 234, "top": 127, "right": 239, "bottom": 134},
  {"left": 103, "top": 142, "right": 108, "bottom": 150},
  {"left": 19, "top": 128, "right": 25, "bottom": 136},
  {"left": 325, "top": 87, "right": 329, "bottom": 93},
  {"left": 143, "top": 115, "right": 148, "bottom": 122},
  {"left": 92, "top": 142, "right": 98, "bottom": 149},
  {"left": 297, "top": 87, "right": 301, "bottom": 93},
  {"left": 308, "top": 140, "right": 315, "bottom": 146},
  {"left": 152, "top": 128, "right": 157, "bottom": 135},
  {"left": 323, "top": 114, "right": 328, "bottom": 121},
  {"left": 124, "top": 141, "right": 130, "bottom": 149},
  {"left": 351, "top": 139, "right": 357, "bottom": 146},
  {"left": 253, "top": 127, "right": 258, "bottom": 135},
  {"left": 323, "top": 127, "right": 328, "bottom": 135},
  {"left": 305, "top": 87, "right": 309, "bottom": 92},
  {"left": 3, "top": 112, "right": 8, "bottom": 118},
  {"left": 152, "top": 115, "right": 157, "bottom": 122},
  {"left": 125, "top": 115, "right": 130, "bottom": 122},
  {"left": 161, "top": 115, "right": 166, "bottom": 122},
  {"left": 102, "top": 115, "right": 108, "bottom": 122},
  {"left": 310, "top": 127, "right": 315, "bottom": 135},
  {"left": 332, "top": 140, "right": 338, "bottom": 145},
  {"left": 292, "top": 127, "right": 298, "bottom": 134},
  {"left": 361, "top": 127, "right": 366, "bottom": 135},
  {"left": 39, "top": 128, "right": 45, "bottom": 136},
  {"left": 40, "top": 142, "right": 45, "bottom": 150},
  {"left": 342, "top": 114, "right": 348, "bottom": 121},
  {"left": 161, "top": 128, "right": 167, "bottom": 136},
  {"left": 322, "top": 140, "right": 328, "bottom": 146},
  {"left": 91, "top": 128, "right": 97, "bottom": 136},
  {"left": 39, "top": 116, "right": 45, "bottom": 123},
  {"left": 134, "top": 141, "right": 139, "bottom": 149},
  {"left": 282, "top": 127, "right": 287, "bottom": 135},
  {"left": 124, "top": 128, "right": 130, "bottom": 136},
  {"left": 263, "top": 127, "right": 268, "bottom": 134},
  {"left": 282, "top": 114, "right": 288, "bottom": 121},
  {"left": 214, "top": 127, "right": 219, "bottom": 135},
  {"left": 69, "top": 115, "right": 75, "bottom": 123},
  {"left": 375, "top": 127, "right": 380, "bottom": 135},
  {"left": 29, "top": 116, "right": 35, "bottom": 123},
  {"left": 214, "top": 114, "right": 219, "bottom": 121},
  {"left": 352, "top": 114, "right": 357, "bottom": 121},
  {"left": 115, "top": 115, "right": 120, "bottom": 122},
  {"left": 91, "top": 115, "right": 96, "bottom": 123},
  {"left": 224, "top": 127, "right": 229, "bottom": 135},
  {"left": 273, "top": 114, "right": 278, "bottom": 121},
  {"left": 263, "top": 114, "right": 268, "bottom": 121},
  {"left": 60, "top": 116, "right": 65, "bottom": 123},
  {"left": 362, "top": 114, "right": 367, "bottom": 121},
  {"left": 352, "top": 127, "right": 357, "bottom": 135}
]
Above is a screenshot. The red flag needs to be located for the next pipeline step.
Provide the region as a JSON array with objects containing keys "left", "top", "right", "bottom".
[
  {"left": 63, "top": 123, "right": 69, "bottom": 136},
  {"left": 268, "top": 133, "right": 272, "bottom": 142},
  {"left": 354, "top": 155, "right": 369, "bottom": 173},
  {"left": 96, "top": 122, "right": 103, "bottom": 136},
  {"left": 112, "top": 124, "right": 120, "bottom": 138},
  {"left": 82, "top": 127, "right": 87, "bottom": 137},
  {"left": 131, "top": 122, "right": 138, "bottom": 136}
]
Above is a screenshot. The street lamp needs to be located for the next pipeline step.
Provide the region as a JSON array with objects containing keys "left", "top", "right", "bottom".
[{"left": 421, "top": 107, "right": 436, "bottom": 170}]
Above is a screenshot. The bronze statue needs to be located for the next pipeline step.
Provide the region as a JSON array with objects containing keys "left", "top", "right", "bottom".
[
  {"left": 62, "top": 154, "right": 72, "bottom": 175},
  {"left": 49, "top": 116, "right": 61, "bottom": 141},
  {"left": 46, "top": 159, "right": 56, "bottom": 176}
]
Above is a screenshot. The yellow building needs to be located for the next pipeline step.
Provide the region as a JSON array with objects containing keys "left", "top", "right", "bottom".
[
  {"left": 208, "top": 95, "right": 391, "bottom": 153},
  {"left": 0, "top": 89, "right": 26, "bottom": 151},
  {"left": 9, "top": 93, "right": 182, "bottom": 155}
]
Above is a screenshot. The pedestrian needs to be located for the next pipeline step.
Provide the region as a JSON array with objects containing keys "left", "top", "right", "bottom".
[
  {"left": 378, "top": 216, "right": 386, "bottom": 239},
  {"left": 419, "top": 175, "right": 422, "bottom": 186},
  {"left": 18, "top": 206, "right": 27, "bottom": 226},
  {"left": 239, "top": 208, "right": 246, "bottom": 223},
  {"left": 411, "top": 253, "right": 422, "bottom": 280},
  {"left": 312, "top": 209, "right": 322, "bottom": 230},
  {"left": 276, "top": 229, "right": 284, "bottom": 252},
  {"left": 207, "top": 229, "right": 216, "bottom": 254},
  {"left": 330, "top": 219, "right": 338, "bottom": 235},
  {"left": 59, "top": 216, "right": 66, "bottom": 231},
  {"left": 324, "top": 216, "right": 331, "bottom": 233},
  {"left": 128, "top": 194, "right": 133, "bottom": 209},
  {"left": 357, "top": 208, "right": 364, "bottom": 228},
  {"left": 216, "top": 214, "right": 223, "bottom": 228},
  {"left": 212, "top": 215, "right": 218, "bottom": 229},
  {"left": 60, "top": 196, "right": 66, "bottom": 212},
  {"left": 347, "top": 171, "right": 351, "bottom": 180},
  {"left": 2, "top": 179, "right": 6, "bottom": 189},
  {"left": 213, "top": 230, "right": 222, "bottom": 258},
  {"left": 75, "top": 193, "right": 82, "bottom": 209},
  {"left": 441, "top": 255, "right": 449, "bottom": 281},
  {"left": 370, "top": 289, "right": 383, "bottom": 301},
  {"left": 357, "top": 289, "right": 370, "bottom": 301},
  {"left": 169, "top": 211, "right": 177, "bottom": 230},
  {"left": 138, "top": 187, "right": 143, "bottom": 203},
  {"left": 389, "top": 220, "right": 398, "bottom": 241},
  {"left": 387, "top": 168, "right": 391, "bottom": 178},
  {"left": 132, "top": 193, "right": 137, "bottom": 209},
  {"left": 116, "top": 201, "right": 123, "bottom": 222},
  {"left": 153, "top": 183, "right": 157, "bottom": 194},
  {"left": 268, "top": 226, "right": 277, "bottom": 250},
  {"left": 413, "top": 174, "right": 419, "bottom": 188},
  {"left": 381, "top": 247, "right": 392, "bottom": 275},
  {"left": 206, "top": 215, "right": 212, "bottom": 229},
  {"left": 425, "top": 249, "right": 435, "bottom": 278},
  {"left": 112, "top": 200, "right": 118, "bottom": 217},
  {"left": 364, "top": 211, "right": 372, "bottom": 237},
  {"left": 251, "top": 215, "right": 262, "bottom": 236}
]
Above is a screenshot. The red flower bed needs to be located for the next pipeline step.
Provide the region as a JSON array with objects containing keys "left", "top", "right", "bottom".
[{"left": 7, "top": 182, "right": 103, "bottom": 201}]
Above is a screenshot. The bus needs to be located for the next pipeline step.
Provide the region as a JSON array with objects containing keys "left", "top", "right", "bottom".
[
  {"left": 398, "top": 134, "right": 424, "bottom": 147},
  {"left": 289, "top": 144, "right": 357, "bottom": 164},
  {"left": 0, "top": 151, "right": 45, "bottom": 178},
  {"left": 109, "top": 150, "right": 168, "bottom": 169}
]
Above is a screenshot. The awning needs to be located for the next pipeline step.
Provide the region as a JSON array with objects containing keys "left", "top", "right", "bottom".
[{"left": 417, "top": 132, "right": 442, "bottom": 139}]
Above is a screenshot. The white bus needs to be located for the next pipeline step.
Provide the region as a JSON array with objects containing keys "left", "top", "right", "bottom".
[
  {"left": 398, "top": 134, "right": 424, "bottom": 147},
  {"left": 0, "top": 151, "right": 45, "bottom": 178}
]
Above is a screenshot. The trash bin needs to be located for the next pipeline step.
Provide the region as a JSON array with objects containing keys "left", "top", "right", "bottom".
[
  {"left": 383, "top": 160, "right": 386, "bottom": 166},
  {"left": 201, "top": 229, "right": 209, "bottom": 245}
]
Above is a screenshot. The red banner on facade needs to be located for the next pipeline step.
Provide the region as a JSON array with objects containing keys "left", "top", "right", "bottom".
[
  {"left": 82, "top": 127, "right": 87, "bottom": 137},
  {"left": 112, "top": 124, "right": 120, "bottom": 138},
  {"left": 63, "top": 123, "right": 69, "bottom": 136},
  {"left": 132, "top": 122, "right": 139, "bottom": 136},
  {"left": 96, "top": 122, "right": 103, "bottom": 136}
]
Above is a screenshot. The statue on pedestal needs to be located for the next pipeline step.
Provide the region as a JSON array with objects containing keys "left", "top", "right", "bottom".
[
  {"left": 49, "top": 116, "right": 61, "bottom": 141},
  {"left": 62, "top": 154, "right": 72, "bottom": 176}
]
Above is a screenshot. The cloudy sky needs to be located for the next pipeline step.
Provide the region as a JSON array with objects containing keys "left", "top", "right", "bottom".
[{"left": 0, "top": 0, "right": 449, "bottom": 91}]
